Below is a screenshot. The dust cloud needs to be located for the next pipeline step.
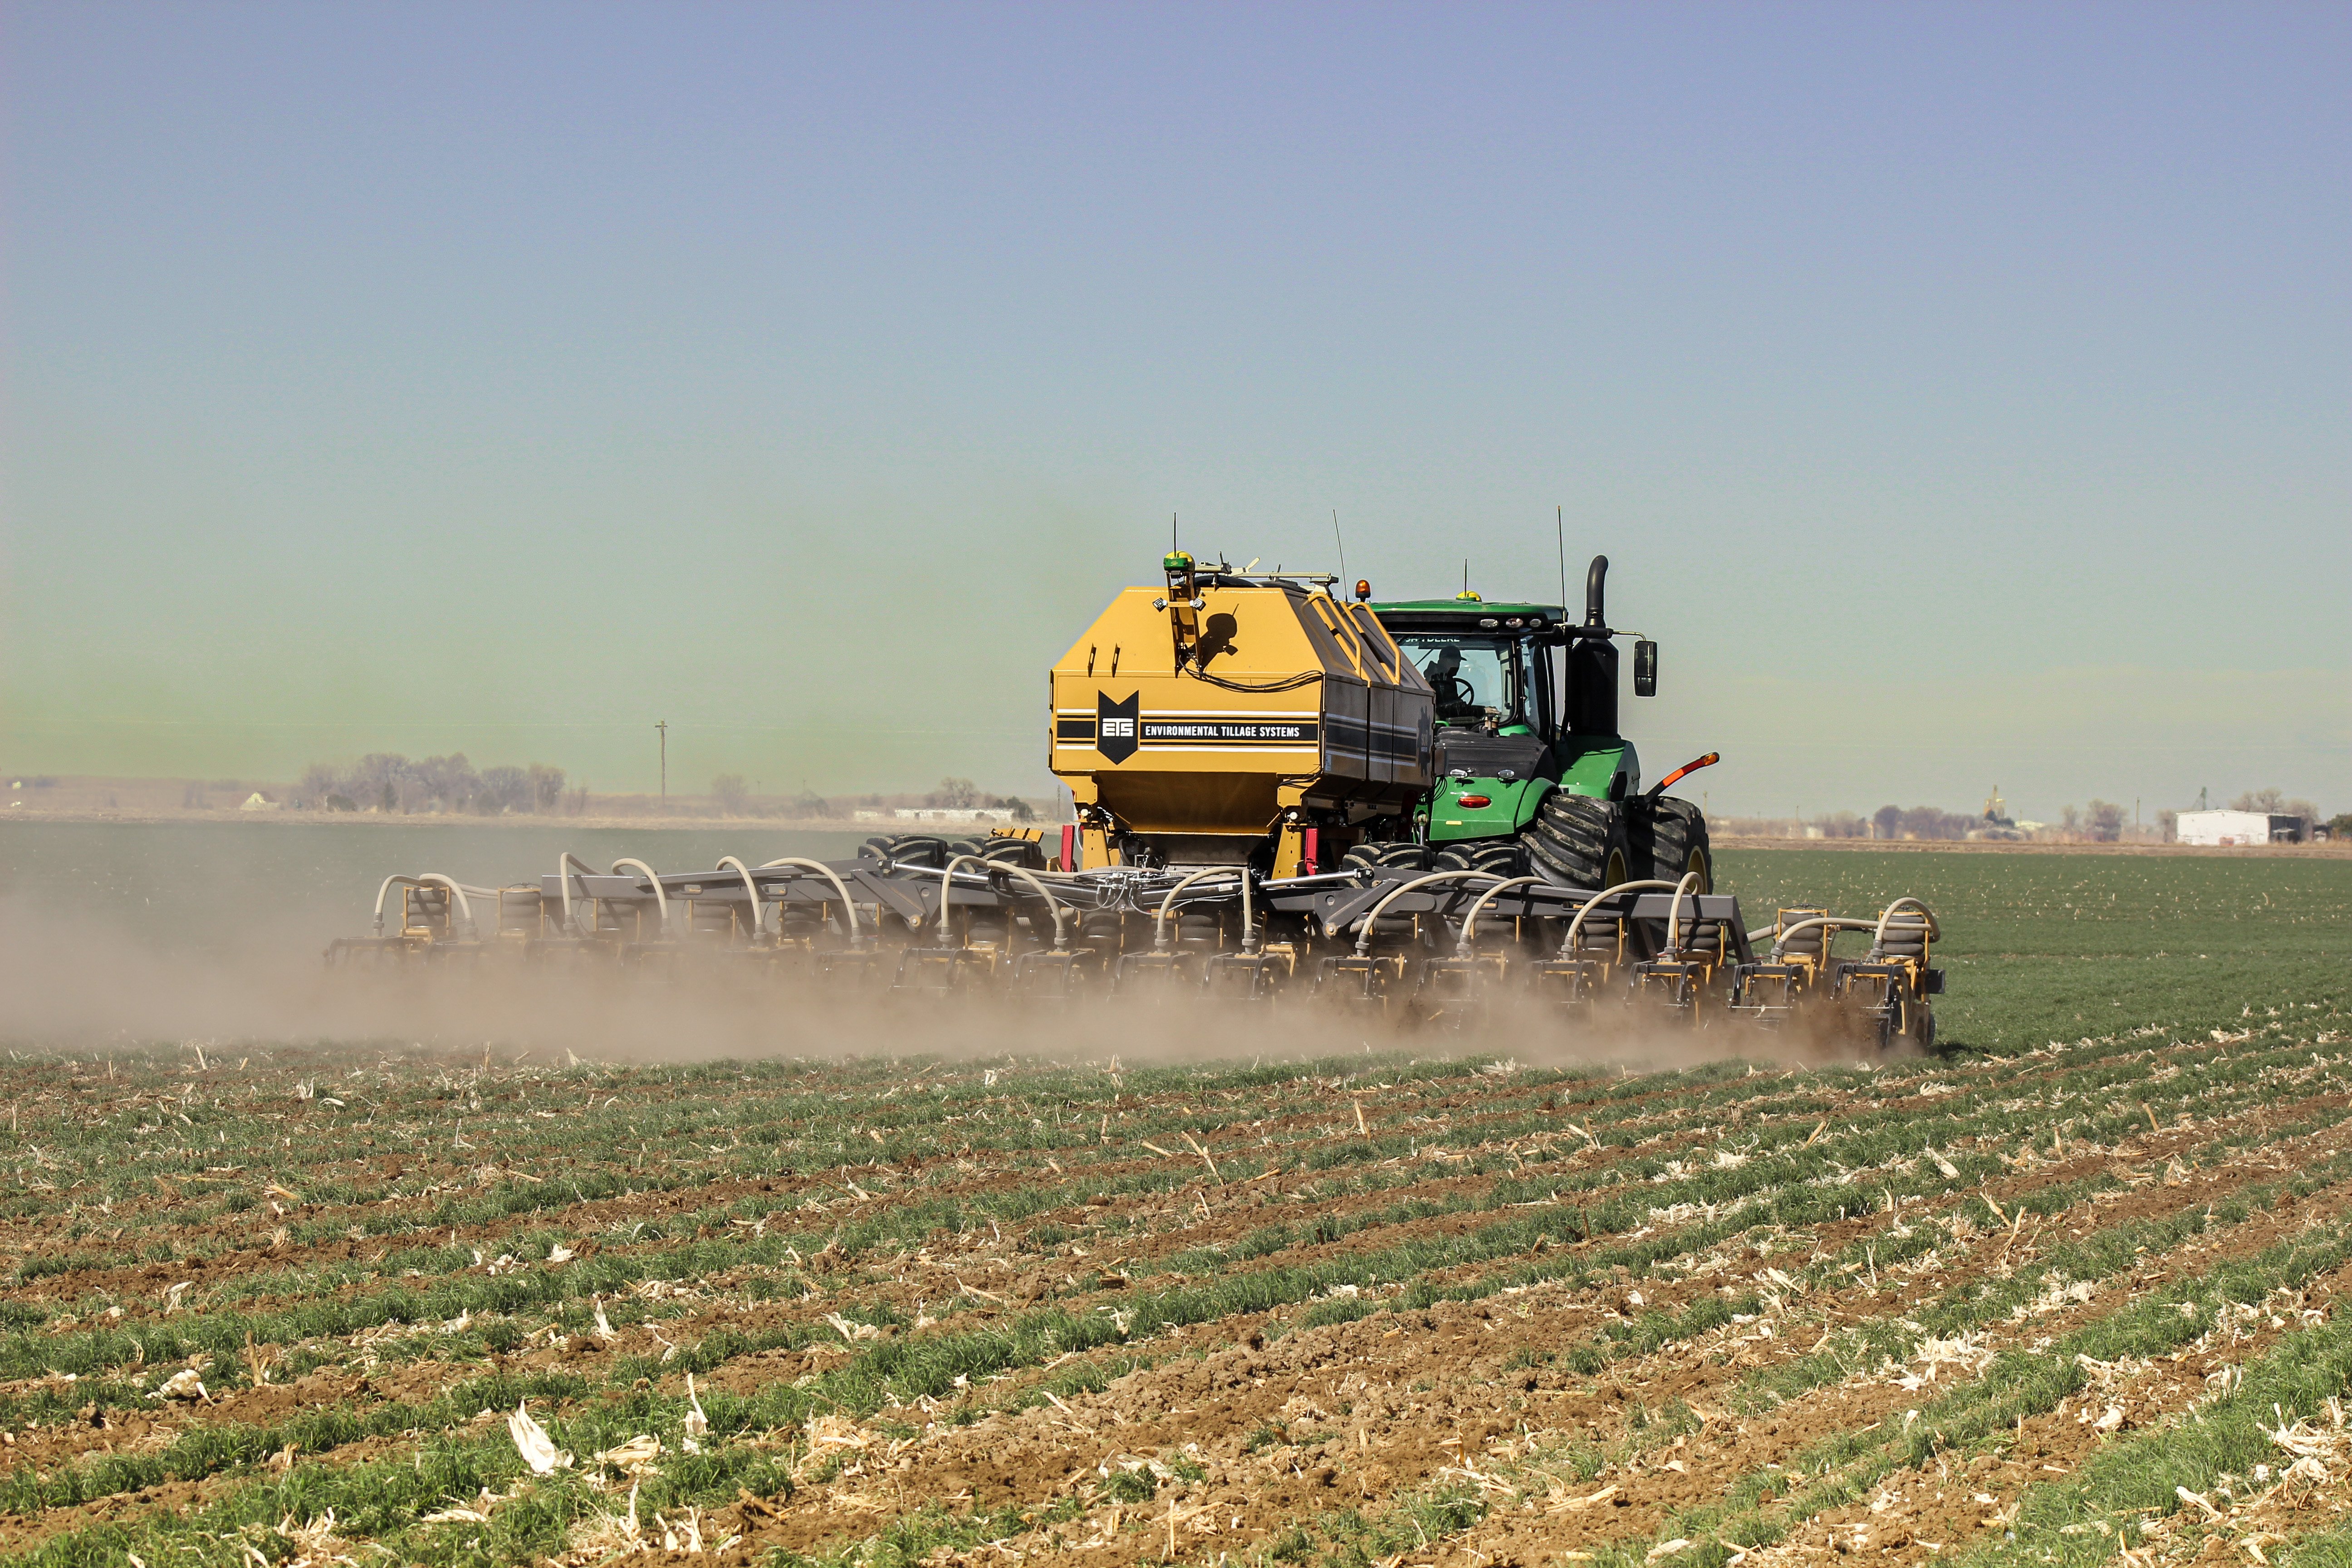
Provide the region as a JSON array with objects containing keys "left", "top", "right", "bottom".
[{"left": 0, "top": 888, "right": 1888, "bottom": 1074}]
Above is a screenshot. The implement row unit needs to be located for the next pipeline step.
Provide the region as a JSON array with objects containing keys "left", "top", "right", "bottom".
[{"left": 328, "top": 845, "right": 1942, "bottom": 1045}]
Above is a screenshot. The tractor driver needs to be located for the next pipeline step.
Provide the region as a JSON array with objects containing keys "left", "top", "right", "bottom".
[{"left": 1424, "top": 647, "right": 1480, "bottom": 722}]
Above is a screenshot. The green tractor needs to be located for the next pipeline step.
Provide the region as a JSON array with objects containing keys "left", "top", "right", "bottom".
[{"left": 1354, "top": 554, "right": 1715, "bottom": 892}]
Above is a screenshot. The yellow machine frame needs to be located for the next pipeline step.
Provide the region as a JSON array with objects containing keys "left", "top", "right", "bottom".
[{"left": 1048, "top": 559, "right": 1434, "bottom": 874}]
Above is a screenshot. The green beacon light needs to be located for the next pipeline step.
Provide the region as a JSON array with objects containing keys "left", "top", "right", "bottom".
[{"left": 1163, "top": 551, "right": 1195, "bottom": 574}]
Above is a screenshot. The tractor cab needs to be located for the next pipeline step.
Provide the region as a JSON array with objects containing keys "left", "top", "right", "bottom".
[
  {"left": 1396, "top": 618, "right": 1553, "bottom": 733},
  {"left": 1367, "top": 568, "right": 1648, "bottom": 849}
]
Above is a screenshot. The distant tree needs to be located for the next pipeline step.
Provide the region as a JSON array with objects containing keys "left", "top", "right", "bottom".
[
  {"left": 411, "top": 754, "right": 478, "bottom": 811},
  {"left": 324, "top": 752, "right": 413, "bottom": 812},
  {"left": 1864, "top": 805, "right": 1972, "bottom": 841},
  {"left": 294, "top": 763, "right": 340, "bottom": 809},
  {"left": 711, "top": 774, "right": 749, "bottom": 813},
  {"left": 349, "top": 754, "right": 410, "bottom": 799},
  {"left": 1813, "top": 812, "right": 1867, "bottom": 839},
  {"left": 297, "top": 752, "right": 579, "bottom": 814},
  {"left": 2157, "top": 808, "right": 2178, "bottom": 842},
  {"left": 789, "top": 789, "right": 837, "bottom": 819},
  {"left": 2085, "top": 800, "right": 2126, "bottom": 842},
  {"left": 2231, "top": 788, "right": 2319, "bottom": 828},
  {"left": 995, "top": 795, "right": 1037, "bottom": 823},
  {"left": 2060, "top": 804, "right": 2081, "bottom": 836},
  {"left": 475, "top": 766, "right": 530, "bottom": 814},
  {"left": 324, "top": 792, "right": 358, "bottom": 812},
  {"left": 2331, "top": 813, "right": 2352, "bottom": 841},
  {"left": 1897, "top": 806, "right": 1975, "bottom": 841},
  {"left": 930, "top": 777, "right": 980, "bottom": 809}
]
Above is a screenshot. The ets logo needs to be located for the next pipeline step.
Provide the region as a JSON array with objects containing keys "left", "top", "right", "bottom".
[{"left": 1096, "top": 691, "right": 1140, "bottom": 764}]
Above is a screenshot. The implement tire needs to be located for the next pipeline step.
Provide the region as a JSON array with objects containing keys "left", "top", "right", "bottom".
[
  {"left": 1631, "top": 796, "right": 1713, "bottom": 892},
  {"left": 857, "top": 835, "right": 955, "bottom": 869},
  {"left": 1343, "top": 842, "right": 1434, "bottom": 873},
  {"left": 982, "top": 837, "right": 1048, "bottom": 870},
  {"left": 1527, "top": 794, "right": 1630, "bottom": 891},
  {"left": 1434, "top": 840, "right": 1527, "bottom": 876}
]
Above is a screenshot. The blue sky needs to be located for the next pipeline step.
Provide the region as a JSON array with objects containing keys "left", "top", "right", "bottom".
[{"left": 4, "top": 2, "right": 2345, "bottom": 817}]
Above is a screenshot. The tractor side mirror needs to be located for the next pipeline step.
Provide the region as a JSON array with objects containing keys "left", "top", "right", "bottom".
[{"left": 1633, "top": 640, "right": 1658, "bottom": 697}]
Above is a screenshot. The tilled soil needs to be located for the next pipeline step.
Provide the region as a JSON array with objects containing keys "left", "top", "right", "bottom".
[{"left": 7, "top": 1014, "right": 2352, "bottom": 1568}]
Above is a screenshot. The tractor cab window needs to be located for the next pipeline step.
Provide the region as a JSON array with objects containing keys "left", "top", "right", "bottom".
[{"left": 1400, "top": 636, "right": 1520, "bottom": 726}]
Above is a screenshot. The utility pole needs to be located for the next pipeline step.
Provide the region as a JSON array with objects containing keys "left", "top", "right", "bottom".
[{"left": 656, "top": 720, "right": 668, "bottom": 804}]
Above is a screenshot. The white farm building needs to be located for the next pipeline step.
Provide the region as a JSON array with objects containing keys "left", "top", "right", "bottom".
[{"left": 2176, "top": 809, "right": 2307, "bottom": 846}]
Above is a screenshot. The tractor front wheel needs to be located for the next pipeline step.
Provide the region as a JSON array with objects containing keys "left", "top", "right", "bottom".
[
  {"left": 1526, "top": 794, "right": 1632, "bottom": 892},
  {"left": 1629, "top": 796, "right": 1713, "bottom": 891}
]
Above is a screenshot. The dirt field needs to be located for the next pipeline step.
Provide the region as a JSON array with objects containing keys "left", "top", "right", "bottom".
[
  {"left": 6, "top": 1017, "right": 2352, "bottom": 1568},
  {"left": 4, "top": 844, "right": 2350, "bottom": 1568}
]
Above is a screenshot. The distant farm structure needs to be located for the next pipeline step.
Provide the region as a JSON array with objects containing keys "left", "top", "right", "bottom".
[{"left": 2177, "top": 808, "right": 2311, "bottom": 847}]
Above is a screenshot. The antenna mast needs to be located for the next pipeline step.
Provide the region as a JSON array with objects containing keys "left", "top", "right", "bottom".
[
  {"left": 1556, "top": 505, "right": 1568, "bottom": 613},
  {"left": 1331, "top": 509, "right": 1347, "bottom": 584}
]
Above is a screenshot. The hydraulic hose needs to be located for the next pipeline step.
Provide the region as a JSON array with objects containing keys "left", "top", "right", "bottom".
[
  {"left": 916, "top": 854, "right": 1080, "bottom": 951},
  {"left": 370, "top": 873, "right": 478, "bottom": 939},
  {"left": 933, "top": 855, "right": 991, "bottom": 939},
  {"left": 758, "top": 858, "right": 863, "bottom": 947},
  {"left": 995, "top": 862, "right": 1073, "bottom": 951},
  {"left": 1498, "top": 871, "right": 1698, "bottom": 956},
  {"left": 1455, "top": 876, "right": 1550, "bottom": 953},
  {"left": 611, "top": 859, "right": 670, "bottom": 938},
  {"left": 1556, "top": 879, "right": 1681, "bottom": 961},
  {"left": 370, "top": 875, "right": 418, "bottom": 936},
  {"left": 1872, "top": 897, "right": 1940, "bottom": 955},
  {"left": 1766, "top": 915, "right": 1873, "bottom": 960},
  {"left": 1758, "top": 901, "right": 1936, "bottom": 967},
  {"left": 1342, "top": 870, "right": 1507, "bottom": 955},
  {"left": 1663, "top": 871, "right": 1704, "bottom": 954},
  {"left": 715, "top": 857, "right": 764, "bottom": 938},
  {"left": 556, "top": 852, "right": 596, "bottom": 935},
  {"left": 1150, "top": 867, "right": 1248, "bottom": 952},
  {"left": 420, "top": 875, "right": 479, "bottom": 938}
]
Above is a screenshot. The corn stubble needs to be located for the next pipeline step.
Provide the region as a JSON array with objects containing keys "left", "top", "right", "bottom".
[{"left": 0, "top": 849, "right": 2348, "bottom": 1567}]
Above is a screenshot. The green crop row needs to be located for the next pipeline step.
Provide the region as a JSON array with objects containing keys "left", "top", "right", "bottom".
[
  {"left": 1609, "top": 1213, "right": 2352, "bottom": 1567},
  {"left": 21, "top": 1076, "right": 2315, "bottom": 1566},
  {"left": 1943, "top": 1303, "right": 2352, "bottom": 1565}
]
